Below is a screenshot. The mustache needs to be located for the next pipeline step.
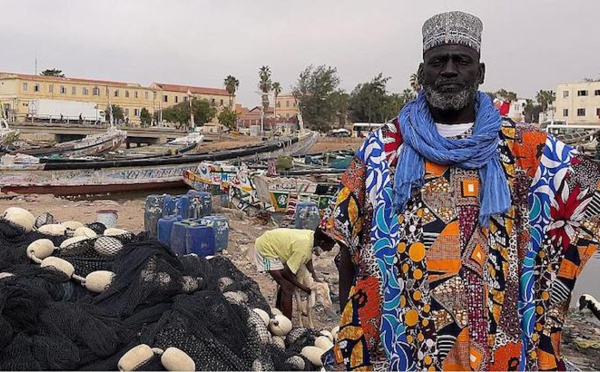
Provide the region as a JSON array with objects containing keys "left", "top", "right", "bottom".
[{"left": 433, "top": 79, "right": 465, "bottom": 88}]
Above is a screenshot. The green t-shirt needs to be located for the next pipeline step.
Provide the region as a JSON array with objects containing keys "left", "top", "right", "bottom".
[{"left": 255, "top": 228, "right": 314, "bottom": 274}]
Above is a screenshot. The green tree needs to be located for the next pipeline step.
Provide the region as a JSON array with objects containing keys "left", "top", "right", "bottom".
[
  {"left": 410, "top": 73, "right": 420, "bottom": 93},
  {"left": 258, "top": 66, "right": 272, "bottom": 118},
  {"left": 523, "top": 99, "right": 543, "bottom": 123},
  {"left": 494, "top": 89, "right": 518, "bottom": 102},
  {"left": 224, "top": 75, "right": 239, "bottom": 109},
  {"left": 140, "top": 108, "right": 152, "bottom": 125},
  {"left": 272, "top": 81, "right": 282, "bottom": 122},
  {"left": 40, "top": 68, "right": 65, "bottom": 77},
  {"left": 330, "top": 90, "right": 350, "bottom": 128},
  {"left": 348, "top": 73, "right": 391, "bottom": 123},
  {"left": 218, "top": 107, "right": 238, "bottom": 129},
  {"left": 161, "top": 100, "right": 216, "bottom": 128},
  {"left": 292, "top": 65, "right": 341, "bottom": 131},
  {"left": 535, "top": 90, "right": 555, "bottom": 112},
  {"left": 106, "top": 104, "right": 124, "bottom": 123}
]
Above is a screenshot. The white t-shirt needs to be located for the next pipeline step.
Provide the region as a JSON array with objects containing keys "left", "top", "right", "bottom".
[{"left": 435, "top": 122, "right": 474, "bottom": 138}]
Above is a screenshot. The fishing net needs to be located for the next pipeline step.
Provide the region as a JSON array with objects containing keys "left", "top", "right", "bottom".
[{"left": 0, "top": 209, "right": 325, "bottom": 371}]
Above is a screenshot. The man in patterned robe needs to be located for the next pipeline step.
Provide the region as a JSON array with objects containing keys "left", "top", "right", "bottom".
[{"left": 320, "top": 10, "right": 600, "bottom": 371}]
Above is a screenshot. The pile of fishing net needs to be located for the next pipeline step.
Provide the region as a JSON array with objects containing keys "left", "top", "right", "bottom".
[{"left": 0, "top": 207, "right": 336, "bottom": 371}]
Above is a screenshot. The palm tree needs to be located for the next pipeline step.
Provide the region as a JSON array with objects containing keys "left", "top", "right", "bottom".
[
  {"left": 409, "top": 73, "right": 420, "bottom": 93},
  {"left": 535, "top": 90, "right": 555, "bottom": 112},
  {"left": 224, "top": 75, "right": 239, "bottom": 109},
  {"left": 258, "top": 66, "right": 272, "bottom": 131},
  {"left": 272, "top": 81, "right": 282, "bottom": 126}
]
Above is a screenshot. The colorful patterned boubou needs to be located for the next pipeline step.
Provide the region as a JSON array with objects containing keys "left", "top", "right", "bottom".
[{"left": 321, "top": 119, "right": 600, "bottom": 371}]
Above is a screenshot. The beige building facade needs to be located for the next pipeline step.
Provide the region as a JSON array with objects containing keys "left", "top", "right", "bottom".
[
  {"left": 275, "top": 93, "right": 298, "bottom": 120},
  {"left": 0, "top": 72, "right": 231, "bottom": 126},
  {"left": 554, "top": 82, "right": 600, "bottom": 124}
]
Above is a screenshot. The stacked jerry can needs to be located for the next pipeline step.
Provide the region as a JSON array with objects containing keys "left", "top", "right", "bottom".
[{"left": 145, "top": 191, "right": 228, "bottom": 257}]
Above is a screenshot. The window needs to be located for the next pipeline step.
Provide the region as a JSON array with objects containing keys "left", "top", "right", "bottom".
[
  {"left": 220, "top": 99, "right": 224, "bottom": 106},
  {"left": 125, "top": 90, "right": 130, "bottom": 98},
  {"left": 49, "top": 84, "right": 54, "bottom": 93},
  {"left": 124, "top": 108, "right": 129, "bottom": 116},
  {"left": 211, "top": 98, "right": 215, "bottom": 105},
  {"left": 145, "top": 91, "right": 149, "bottom": 99},
  {"left": 34, "top": 84, "right": 40, "bottom": 92},
  {"left": 114, "top": 90, "right": 119, "bottom": 97},
  {"left": 71, "top": 86, "right": 77, "bottom": 95},
  {"left": 93, "top": 86, "right": 100, "bottom": 96},
  {"left": 595, "top": 90, "right": 600, "bottom": 96},
  {"left": 22, "top": 82, "right": 28, "bottom": 91},
  {"left": 60, "top": 85, "right": 66, "bottom": 94},
  {"left": 175, "top": 96, "right": 179, "bottom": 103},
  {"left": 597, "top": 108, "right": 600, "bottom": 117},
  {"left": 134, "top": 91, "right": 138, "bottom": 99},
  {"left": 577, "top": 108, "right": 586, "bottom": 116},
  {"left": 134, "top": 108, "right": 140, "bottom": 116},
  {"left": 286, "top": 101, "right": 290, "bottom": 108},
  {"left": 293, "top": 102, "right": 296, "bottom": 107},
  {"left": 563, "top": 109, "right": 569, "bottom": 116},
  {"left": 562, "top": 91, "right": 569, "bottom": 98},
  {"left": 82, "top": 87, "right": 89, "bottom": 95},
  {"left": 183, "top": 96, "right": 188, "bottom": 102},
  {"left": 577, "top": 90, "right": 588, "bottom": 97},
  {"left": 163, "top": 95, "right": 168, "bottom": 103}
]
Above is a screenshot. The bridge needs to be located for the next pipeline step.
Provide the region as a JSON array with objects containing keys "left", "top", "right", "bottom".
[{"left": 8, "top": 121, "right": 214, "bottom": 147}]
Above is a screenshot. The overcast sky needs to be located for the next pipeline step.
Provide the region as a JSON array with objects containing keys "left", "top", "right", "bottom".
[{"left": 1, "top": 0, "right": 598, "bottom": 106}]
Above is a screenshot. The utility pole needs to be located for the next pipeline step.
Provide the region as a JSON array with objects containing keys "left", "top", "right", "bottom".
[{"left": 187, "top": 88, "right": 194, "bottom": 131}]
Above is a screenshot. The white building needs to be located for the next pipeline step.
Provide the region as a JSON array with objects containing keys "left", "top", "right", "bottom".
[
  {"left": 507, "top": 98, "right": 528, "bottom": 122},
  {"left": 554, "top": 81, "right": 600, "bottom": 124}
]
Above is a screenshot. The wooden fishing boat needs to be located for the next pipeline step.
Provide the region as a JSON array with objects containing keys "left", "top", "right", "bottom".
[
  {"left": 0, "top": 131, "right": 316, "bottom": 195},
  {"left": 4, "top": 126, "right": 127, "bottom": 158},
  {"left": 0, "top": 119, "right": 18, "bottom": 147},
  {"left": 183, "top": 157, "right": 341, "bottom": 218}
]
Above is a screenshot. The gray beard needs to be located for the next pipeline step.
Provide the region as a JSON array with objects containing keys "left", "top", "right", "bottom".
[{"left": 423, "top": 82, "right": 479, "bottom": 111}]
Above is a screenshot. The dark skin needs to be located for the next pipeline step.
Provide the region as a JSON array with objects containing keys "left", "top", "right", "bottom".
[
  {"left": 418, "top": 44, "right": 486, "bottom": 124},
  {"left": 269, "top": 236, "right": 335, "bottom": 319}
]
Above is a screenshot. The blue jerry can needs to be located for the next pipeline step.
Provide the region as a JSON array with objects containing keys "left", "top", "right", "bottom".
[
  {"left": 199, "top": 215, "right": 229, "bottom": 251},
  {"left": 294, "top": 201, "right": 320, "bottom": 231}
]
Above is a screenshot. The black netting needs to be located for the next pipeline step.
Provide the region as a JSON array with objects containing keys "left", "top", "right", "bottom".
[
  {"left": 0, "top": 211, "right": 325, "bottom": 371},
  {"left": 54, "top": 237, "right": 116, "bottom": 277},
  {"left": 85, "top": 222, "right": 106, "bottom": 235}
]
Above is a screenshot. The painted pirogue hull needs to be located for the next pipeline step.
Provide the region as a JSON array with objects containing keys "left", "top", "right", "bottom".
[
  {"left": 10, "top": 128, "right": 128, "bottom": 157},
  {"left": 0, "top": 132, "right": 316, "bottom": 195}
]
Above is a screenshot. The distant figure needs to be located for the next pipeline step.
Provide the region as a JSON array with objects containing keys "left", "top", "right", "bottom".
[
  {"left": 60, "top": 113, "right": 63, "bottom": 122},
  {"left": 79, "top": 113, "right": 83, "bottom": 123}
]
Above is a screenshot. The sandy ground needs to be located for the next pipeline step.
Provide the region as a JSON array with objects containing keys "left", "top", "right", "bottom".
[{"left": 1, "top": 193, "right": 598, "bottom": 368}]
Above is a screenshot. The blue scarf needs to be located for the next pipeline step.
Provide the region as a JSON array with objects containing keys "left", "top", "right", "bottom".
[{"left": 393, "top": 91, "right": 510, "bottom": 227}]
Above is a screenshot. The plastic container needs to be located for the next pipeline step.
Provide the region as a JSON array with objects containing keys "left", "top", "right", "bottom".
[
  {"left": 186, "top": 224, "right": 216, "bottom": 257},
  {"left": 294, "top": 201, "right": 320, "bottom": 231},
  {"left": 96, "top": 210, "right": 118, "bottom": 229},
  {"left": 170, "top": 221, "right": 190, "bottom": 256},
  {"left": 144, "top": 194, "right": 168, "bottom": 236},
  {"left": 186, "top": 190, "right": 212, "bottom": 219},
  {"left": 199, "top": 215, "right": 229, "bottom": 251},
  {"left": 162, "top": 194, "right": 189, "bottom": 217},
  {"left": 157, "top": 215, "right": 183, "bottom": 246},
  {"left": 170, "top": 219, "right": 216, "bottom": 257}
]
